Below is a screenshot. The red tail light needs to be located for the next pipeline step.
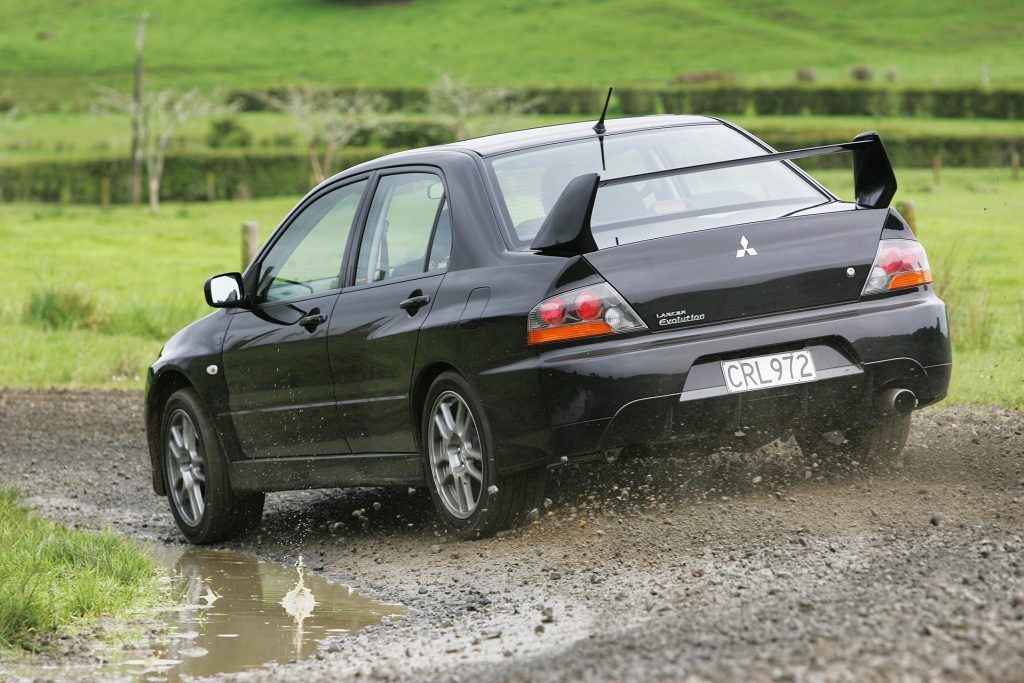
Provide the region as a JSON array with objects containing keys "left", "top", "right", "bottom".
[
  {"left": 528, "top": 282, "right": 646, "bottom": 345},
  {"left": 862, "top": 240, "right": 932, "bottom": 296}
]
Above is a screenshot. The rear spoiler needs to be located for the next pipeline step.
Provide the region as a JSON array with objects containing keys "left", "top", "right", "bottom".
[{"left": 531, "top": 131, "right": 897, "bottom": 256}]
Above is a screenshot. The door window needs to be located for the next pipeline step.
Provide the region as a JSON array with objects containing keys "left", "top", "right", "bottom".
[
  {"left": 355, "top": 173, "right": 449, "bottom": 285},
  {"left": 257, "top": 180, "right": 367, "bottom": 303}
]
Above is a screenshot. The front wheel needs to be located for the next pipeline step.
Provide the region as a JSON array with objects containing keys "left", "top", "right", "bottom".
[
  {"left": 421, "top": 372, "right": 545, "bottom": 539},
  {"left": 161, "top": 388, "right": 264, "bottom": 544}
]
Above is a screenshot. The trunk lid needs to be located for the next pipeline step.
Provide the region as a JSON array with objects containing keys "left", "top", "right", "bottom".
[{"left": 583, "top": 207, "right": 886, "bottom": 331}]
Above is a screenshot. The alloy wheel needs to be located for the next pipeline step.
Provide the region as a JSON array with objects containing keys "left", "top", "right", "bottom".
[
  {"left": 427, "top": 391, "right": 484, "bottom": 519},
  {"left": 166, "top": 409, "right": 207, "bottom": 527}
]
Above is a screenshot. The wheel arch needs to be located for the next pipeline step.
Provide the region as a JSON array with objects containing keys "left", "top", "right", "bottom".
[
  {"left": 146, "top": 368, "right": 196, "bottom": 496},
  {"left": 410, "top": 361, "right": 462, "bottom": 451}
]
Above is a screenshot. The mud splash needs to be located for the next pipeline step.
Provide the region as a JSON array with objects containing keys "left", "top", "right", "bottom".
[{"left": 122, "top": 545, "right": 405, "bottom": 681}]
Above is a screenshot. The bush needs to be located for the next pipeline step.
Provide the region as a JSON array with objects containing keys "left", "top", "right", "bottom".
[
  {"left": 206, "top": 117, "right": 253, "bottom": 149},
  {"left": 795, "top": 67, "right": 816, "bottom": 83},
  {"left": 849, "top": 65, "right": 875, "bottom": 82},
  {"left": 670, "top": 70, "right": 737, "bottom": 85},
  {"left": 23, "top": 286, "right": 100, "bottom": 331}
]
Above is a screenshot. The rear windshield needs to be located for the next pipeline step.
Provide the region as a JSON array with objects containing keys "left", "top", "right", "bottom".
[{"left": 487, "top": 124, "right": 828, "bottom": 250}]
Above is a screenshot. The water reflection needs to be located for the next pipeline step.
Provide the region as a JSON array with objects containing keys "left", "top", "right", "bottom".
[{"left": 121, "top": 545, "right": 405, "bottom": 681}]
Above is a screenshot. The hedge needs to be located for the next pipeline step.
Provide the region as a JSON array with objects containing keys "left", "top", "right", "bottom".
[
  {"left": 620, "top": 85, "right": 1024, "bottom": 119},
  {"left": 1, "top": 130, "right": 1020, "bottom": 204},
  {"left": 0, "top": 148, "right": 389, "bottom": 204},
  {"left": 227, "top": 84, "right": 1024, "bottom": 119}
]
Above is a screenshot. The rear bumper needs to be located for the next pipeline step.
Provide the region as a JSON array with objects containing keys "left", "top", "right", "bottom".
[{"left": 480, "top": 292, "right": 950, "bottom": 474}]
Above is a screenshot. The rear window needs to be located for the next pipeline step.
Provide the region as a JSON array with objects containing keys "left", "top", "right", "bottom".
[{"left": 488, "top": 124, "right": 827, "bottom": 249}]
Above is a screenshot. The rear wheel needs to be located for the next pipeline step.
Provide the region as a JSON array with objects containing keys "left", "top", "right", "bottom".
[
  {"left": 162, "top": 388, "right": 264, "bottom": 544},
  {"left": 794, "top": 412, "right": 912, "bottom": 468},
  {"left": 421, "top": 372, "right": 545, "bottom": 539}
]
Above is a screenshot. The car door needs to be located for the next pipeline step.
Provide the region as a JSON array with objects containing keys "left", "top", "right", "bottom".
[
  {"left": 222, "top": 178, "right": 369, "bottom": 459},
  {"left": 328, "top": 169, "right": 453, "bottom": 453}
]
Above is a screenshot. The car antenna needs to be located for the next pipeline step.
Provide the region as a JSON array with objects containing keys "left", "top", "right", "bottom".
[{"left": 593, "top": 87, "right": 613, "bottom": 171}]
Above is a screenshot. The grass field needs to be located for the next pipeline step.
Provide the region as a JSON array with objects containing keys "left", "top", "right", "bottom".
[
  {"left": 0, "top": 168, "right": 1020, "bottom": 405},
  {"left": 0, "top": 488, "right": 164, "bottom": 652},
  {"left": 2, "top": 0, "right": 1023, "bottom": 109}
]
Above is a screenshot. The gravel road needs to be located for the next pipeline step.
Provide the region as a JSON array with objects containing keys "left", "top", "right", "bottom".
[{"left": 1, "top": 388, "right": 1021, "bottom": 682}]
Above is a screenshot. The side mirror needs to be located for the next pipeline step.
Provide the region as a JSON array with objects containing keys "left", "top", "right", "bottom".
[{"left": 204, "top": 272, "right": 244, "bottom": 308}]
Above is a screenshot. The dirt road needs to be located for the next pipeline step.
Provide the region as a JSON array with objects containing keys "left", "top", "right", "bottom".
[{"left": 0, "top": 389, "right": 1021, "bottom": 682}]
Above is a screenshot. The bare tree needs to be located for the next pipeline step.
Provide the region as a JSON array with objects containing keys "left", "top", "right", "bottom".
[
  {"left": 0, "top": 98, "right": 19, "bottom": 201},
  {"left": 142, "top": 90, "right": 222, "bottom": 212},
  {"left": 428, "top": 74, "right": 539, "bottom": 139},
  {"left": 260, "top": 86, "right": 382, "bottom": 182},
  {"left": 129, "top": 12, "right": 150, "bottom": 205},
  {"left": 97, "top": 87, "right": 223, "bottom": 213}
]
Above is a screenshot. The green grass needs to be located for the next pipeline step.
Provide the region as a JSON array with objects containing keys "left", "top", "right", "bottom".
[
  {"left": 0, "top": 488, "right": 164, "bottom": 652},
  {"left": 815, "top": 167, "right": 1024, "bottom": 408},
  {"left": 2, "top": 0, "right": 1023, "bottom": 110},
  {"left": 0, "top": 199, "right": 292, "bottom": 386},
  {"left": 0, "top": 169, "right": 1020, "bottom": 405}
]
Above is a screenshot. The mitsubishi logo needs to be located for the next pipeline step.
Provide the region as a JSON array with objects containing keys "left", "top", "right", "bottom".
[{"left": 735, "top": 235, "right": 758, "bottom": 258}]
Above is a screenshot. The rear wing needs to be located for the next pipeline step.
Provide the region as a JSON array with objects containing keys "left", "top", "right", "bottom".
[{"left": 531, "top": 131, "right": 897, "bottom": 256}]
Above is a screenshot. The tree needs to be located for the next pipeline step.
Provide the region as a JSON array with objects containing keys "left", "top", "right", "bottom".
[
  {"left": 427, "top": 74, "right": 539, "bottom": 140},
  {"left": 141, "top": 90, "right": 221, "bottom": 213},
  {"left": 129, "top": 12, "right": 150, "bottom": 205},
  {"left": 260, "top": 86, "right": 382, "bottom": 182},
  {"left": 98, "top": 88, "right": 222, "bottom": 213},
  {"left": 0, "top": 98, "right": 18, "bottom": 201}
]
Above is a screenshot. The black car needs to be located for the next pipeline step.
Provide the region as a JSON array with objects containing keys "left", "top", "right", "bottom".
[{"left": 146, "top": 114, "right": 951, "bottom": 542}]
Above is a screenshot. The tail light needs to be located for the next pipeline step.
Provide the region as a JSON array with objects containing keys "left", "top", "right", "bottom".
[
  {"left": 528, "top": 282, "right": 646, "bottom": 345},
  {"left": 861, "top": 240, "right": 932, "bottom": 296}
]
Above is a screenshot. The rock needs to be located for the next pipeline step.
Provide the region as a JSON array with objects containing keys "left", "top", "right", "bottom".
[
  {"left": 930, "top": 513, "right": 942, "bottom": 526},
  {"left": 430, "top": 544, "right": 441, "bottom": 554},
  {"left": 752, "top": 476, "right": 763, "bottom": 484}
]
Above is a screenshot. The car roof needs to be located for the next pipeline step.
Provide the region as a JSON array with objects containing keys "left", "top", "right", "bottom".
[{"left": 443, "top": 114, "right": 718, "bottom": 157}]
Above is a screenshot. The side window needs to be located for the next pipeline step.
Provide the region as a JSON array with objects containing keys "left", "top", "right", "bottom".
[
  {"left": 257, "top": 180, "right": 366, "bottom": 303},
  {"left": 355, "top": 173, "right": 448, "bottom": 285}
]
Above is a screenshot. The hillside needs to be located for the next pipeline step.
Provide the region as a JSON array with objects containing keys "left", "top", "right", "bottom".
[{"left": 2, "top": 0, "right": 1023, "bottom": 109}]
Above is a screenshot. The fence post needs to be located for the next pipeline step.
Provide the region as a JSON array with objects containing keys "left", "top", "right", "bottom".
[
  {"left": 206, "top": 172, "right": 216, "bottom": 202},
  {"left": 895, "top": 200, "right": 917, "bottom": 235},
  {"left": 100, "top": 177, "right": 111, "bottom": 209},
  {"left": 931, "top": 154, "right": 942, "bottom": 185},
  {"left": 242, "top": 222, "right": 260, "bottom": 271},
  {"left": 1011, "top": 148, "right": 1021, "bottom": 181}
]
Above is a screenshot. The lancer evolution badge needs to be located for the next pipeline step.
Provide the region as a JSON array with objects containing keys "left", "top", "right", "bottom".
[{"left": 736, "top": 235, "right": 758, "bottom": 258}]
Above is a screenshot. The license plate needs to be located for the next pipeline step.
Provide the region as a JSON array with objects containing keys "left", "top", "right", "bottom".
[{"left": 721, "top": 350, "right": 816, "bottom": 394}]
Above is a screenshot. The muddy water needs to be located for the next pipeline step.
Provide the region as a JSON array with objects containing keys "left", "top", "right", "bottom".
[{"left": 121, "top": 546, "right": 406, "bottom": 681}]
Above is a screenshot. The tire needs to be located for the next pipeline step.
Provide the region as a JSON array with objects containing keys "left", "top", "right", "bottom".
[
  {"left": 161, "top": 388, "right": 264, "bottom": 544},
  {"left": 794, "top": 412, "right": 912, "bottom": 468},
  {"left": 421, "top": 371, "right": 546, "bottom": 539}
]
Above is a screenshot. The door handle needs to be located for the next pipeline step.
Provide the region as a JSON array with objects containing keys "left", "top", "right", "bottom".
[
  {"left": 399, "top": 294, "right": 431, "bottom": 313},
  {"left": 298, "top": 311, "right": 327, "bottom": 331}
]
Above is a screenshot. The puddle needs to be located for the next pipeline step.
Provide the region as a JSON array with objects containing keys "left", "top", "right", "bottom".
[{"left": 120, "top": 545, "right": 405, "bottom": 681}]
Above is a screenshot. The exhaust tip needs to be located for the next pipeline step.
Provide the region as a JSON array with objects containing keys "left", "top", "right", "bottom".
[{"left": 878, "top": 388, "right": 916, "bottom": 416}]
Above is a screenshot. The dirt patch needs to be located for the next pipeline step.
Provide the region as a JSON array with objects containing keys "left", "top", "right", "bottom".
[{"left": 1, "top": 389, "right": 1021, "bottom": 681}]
